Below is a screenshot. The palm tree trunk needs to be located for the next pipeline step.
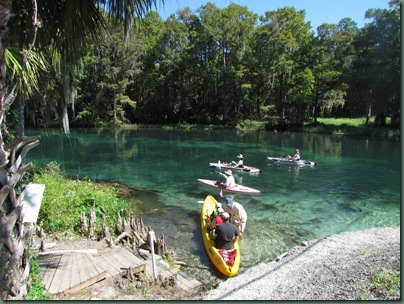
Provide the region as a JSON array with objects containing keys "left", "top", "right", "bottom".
[
  {"left": 61, "top": 59, "right": 71, "bottom": 134},
  {"left": 15, "top": 98, "right": 25, "bottom": 137}
]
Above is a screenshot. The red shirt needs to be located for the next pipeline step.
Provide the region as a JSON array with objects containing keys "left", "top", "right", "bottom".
[{"left": 216, "top": 215, "right": 224, "bottom": 225}]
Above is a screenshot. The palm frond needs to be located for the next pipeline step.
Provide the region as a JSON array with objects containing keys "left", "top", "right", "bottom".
[{"left": 5, "top": 47, "right": 48, "bottom": 98}]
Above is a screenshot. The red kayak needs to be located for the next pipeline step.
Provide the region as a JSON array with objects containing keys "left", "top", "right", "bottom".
[{"left": 197, "top": 179, "right": 261, "bottom": 194}]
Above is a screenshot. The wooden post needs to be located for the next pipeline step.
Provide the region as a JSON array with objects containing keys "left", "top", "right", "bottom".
[
  {"left": 80, "top": 211, "right": 88, "bottom": 234},
  {"left": 89, "top": 202, "right": 96, "bottom": 240},
  {"left": 149, "top": 230, "right": 157, "bottom": 281}
]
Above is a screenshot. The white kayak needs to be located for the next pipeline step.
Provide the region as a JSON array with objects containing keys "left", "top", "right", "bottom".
[
  {"left": 267, "top": 157, "right": 317, "bottom": 166},
  {"left": 209, "top": 162, "right": 261, "bottom": 174}
]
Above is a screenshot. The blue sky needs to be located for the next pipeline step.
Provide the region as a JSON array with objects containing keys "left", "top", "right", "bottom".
[{"left": 155, "top": 0, "right": 391, "bottom": 30}]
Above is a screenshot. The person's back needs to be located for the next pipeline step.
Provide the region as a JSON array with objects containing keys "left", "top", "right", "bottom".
[
  {"left": 225, "top": 197, "right": 247, "bottom": 234},
  {"left": 215, "top": 213, "right": 224, "bottom": 225},
  {"left": 215, "top": 213, "right": 238, "bottom": 250},
  {"left": 210, "top": 207, "right": 224, "bottom": 227}
]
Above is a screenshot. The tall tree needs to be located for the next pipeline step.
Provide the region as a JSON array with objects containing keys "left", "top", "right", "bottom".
[
  {"left": 311, "top": 21, "right": 356, "bottom": 123},
  {"left": 351, "top": 1, "right": 400, "bottom": 125},
  {"left": 197, "top": 3, "right": 257, "bottom": 122},
  {"left": 258, "top": 7, "right": 312, "bottom": 125},
  {"left": 0, "top": 0, "right": 162, "bottom": 299}
]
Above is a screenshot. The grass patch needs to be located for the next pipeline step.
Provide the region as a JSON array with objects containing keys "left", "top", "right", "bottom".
[
  {"left": 371, "top": 268, "right": 400, "bottom": 294},
  {"left": 360, "top": 268, "right": 400, "bottom": 300},
  {"left": 30, "top": 162, "right": 142, "bottom": 235},
  {"left": 305, "top": 117, "right": 399, "bottom": 140},
  {"left": 237, "top": 120, "right": 267, "bottom": 130},
  {"left": 27, "top": 257, "right": 51, "bottom": 300},
  {"left": 316, "top": 117, "right": 369, "bottom": 127}
]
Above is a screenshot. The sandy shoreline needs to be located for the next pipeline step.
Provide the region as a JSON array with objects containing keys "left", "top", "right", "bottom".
[{"left": 203, "top": 226, "right": 400, "bottom": 300}]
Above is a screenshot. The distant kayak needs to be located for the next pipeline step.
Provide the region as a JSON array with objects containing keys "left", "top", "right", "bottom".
[
  {"left": 267, "top": 157, "right": 317, "bottom": 166},
  {"left": 209, "top": 162, "right": 261, "bottom": 174},
  {"left": 197, "top": 179, "right": 261, "bottom": 194}
]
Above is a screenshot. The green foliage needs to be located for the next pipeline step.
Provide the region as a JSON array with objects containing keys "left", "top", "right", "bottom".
[
  {"left": 305, "top": 117, "right": 400, "bottom": 140},
  {"left": 371, "top": 268, "right": 400, "bottom": 294},
  {"left": 27, "top": 257, "right": 51, "bottom": 300},
  {"left": 31, "top": 162, "right": 139, "bottom": 234},
  {"left": 9, "top": 1, "right": 399, "bottom": 130},
  {"left": 5, "top": 47, "right": 48, "bottom": 98},
  {"left": 360, "top": 267, "right": 400, "bottom": 300},
  {"left": 237, "top": 120, "right": 267, "bottom": 130},
  {"left": 317, "top": 117, "right": 368, "bottom": 127}
]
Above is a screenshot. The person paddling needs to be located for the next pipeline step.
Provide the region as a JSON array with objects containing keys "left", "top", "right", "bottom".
[
  {"left": 231, "top": 154, "right": 244, "bottom": 168},
  {"left": 287, "top": 149, "right": 301, "bottom": 161},
  {"left": 218, "top": 170, "right": 236, "bottom": 187}
]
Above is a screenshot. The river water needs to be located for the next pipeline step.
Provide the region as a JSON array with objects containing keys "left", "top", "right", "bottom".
[{"left": 25, "top": 128, "right": 400, "bottom": 286}]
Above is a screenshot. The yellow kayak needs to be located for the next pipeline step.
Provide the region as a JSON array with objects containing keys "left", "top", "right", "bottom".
[{"left": 200, "top": 195, "right": 240, "bottom": 277}]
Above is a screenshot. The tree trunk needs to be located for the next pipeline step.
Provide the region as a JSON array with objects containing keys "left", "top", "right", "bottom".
[
  {"left": 365, "top": 90, "right": 372, "bottom": 125},
  {"left": 222, "top": 50, "right": 228, "bottom": 121},
  {"left": 313, "top": 82, "right": 319, "bottom": 125},
  {"left": 0, "top": 0, "right": 12, "bottom": 168},
  {"left": 0, "top": 2, "right": 43, "bottom": 299},
  {"left": 60, "top": 98, "right": 70, "bottom": 134},
  {"left": 61, "top": 59, "right": 71, "bottom": 134},
  {"left": 0, "top": 136, "right": 41, "bottom": 300},
  {"left": 15, "top": 98, "right": 25, "bottom": 137}
]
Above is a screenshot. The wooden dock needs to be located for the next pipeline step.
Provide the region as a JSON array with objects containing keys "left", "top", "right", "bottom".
[{"left": 38, "top": 247, "right": 202, "bottom": 295}]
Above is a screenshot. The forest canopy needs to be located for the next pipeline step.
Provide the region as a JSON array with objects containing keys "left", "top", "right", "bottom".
[{"left": 7, "top": 0, "right": 401, "bottom": 133}]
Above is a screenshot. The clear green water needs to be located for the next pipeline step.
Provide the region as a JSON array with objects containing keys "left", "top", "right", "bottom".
[{"left": 26, "top": 128, "right": 400, "bottom": 284}]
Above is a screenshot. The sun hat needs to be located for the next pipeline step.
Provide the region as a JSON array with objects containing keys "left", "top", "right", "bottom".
[
  {"left": 216, "top": 203, "right": 222, "bottom": 208},
  {"left": 221, "top": 212, "right": 230, "bottom": 220},
  {"left": 226, "top": 197, "right": 234, "bottom": 206},
  {"left": 217, "top": 207, "right": 224, "bottom": 214},
  {"left": 224, "top": 169, "right": 233, "bottom": 175},
  {"left": 237, "top": 154, "right": 244, "bottom": 159}
]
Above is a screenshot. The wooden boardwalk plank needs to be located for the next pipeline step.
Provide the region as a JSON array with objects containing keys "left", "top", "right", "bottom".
[
  {"left": 99, "top": 249, "right": 136, "bottom": 274},
  {"left": 39, "top": 253, "right": 63, "bottom": 292},
  {"left": 56, "top": 253, "right": 74, "bottom": 293},
  {"left": 76, "top": 255, "right": 89, "bottom": 287},
  {"left": 82, "top": 253, "right": 102, "bottom": 278},
  {"left": 48, "top": 253, "right": 73, "bottom": 294},
  {"left": 85, "top": 253, "right": 105, "bottom": 274},
  {"left": 39, "top": 247, "right": 202, "bottom": 296},
  {"left": 175, "top": 271, "right": 202, "bottom": 291},
  {"left": 38, "top": 254, "right": 53, "bottom": 278},
  {"left": 77, "top": 253, "right": 96, "bottom": 288},
  {"left": 63, "top": 271, "right": 108, "bottom": 295},
  {"left": 69, "top": 252, "right": 81, "bottom": 288},
  {"left": 95, "top": 252, "right": 123, "bottom": 276}
]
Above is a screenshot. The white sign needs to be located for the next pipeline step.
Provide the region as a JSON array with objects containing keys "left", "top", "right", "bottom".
[{"left": 22, "top": 184, "right": 45, "bottom": 223}]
